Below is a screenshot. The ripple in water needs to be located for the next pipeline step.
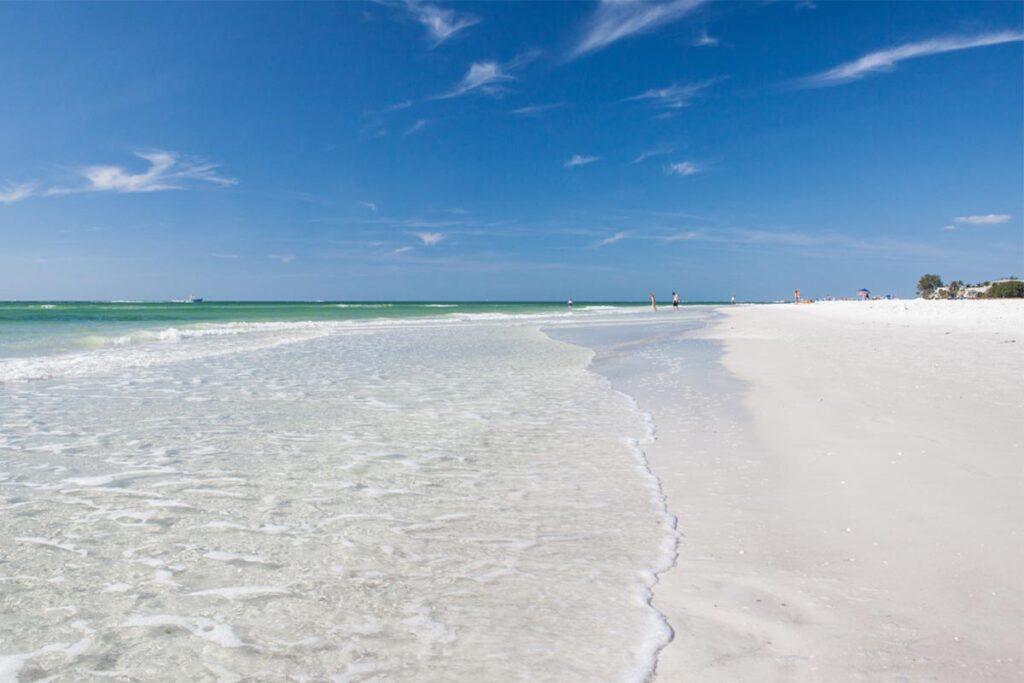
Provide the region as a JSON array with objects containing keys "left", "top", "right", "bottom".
[{"left": 0, "top": 320, "right": 674, "bottom": 681}]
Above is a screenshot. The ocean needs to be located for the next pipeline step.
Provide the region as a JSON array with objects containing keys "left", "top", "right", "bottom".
[{"left": 0, "top": 301, "right": 685, "bottom": 680}]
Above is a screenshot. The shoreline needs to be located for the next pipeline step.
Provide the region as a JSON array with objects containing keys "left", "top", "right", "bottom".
[
  {"left": 3, "top": 301, "right": 1020, "bottom": 678},
  {"left": 546, "top": 312, "right": 737, "bottom": 680},
  {"left": 562, "top": 300, "right": 1023, "bottom": 681}
]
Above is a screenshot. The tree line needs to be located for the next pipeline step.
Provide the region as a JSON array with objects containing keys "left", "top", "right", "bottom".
[{"left": 917, "top": 274, "right": 1023, "bottom": 299}]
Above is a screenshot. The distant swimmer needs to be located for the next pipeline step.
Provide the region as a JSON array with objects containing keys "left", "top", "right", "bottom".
[
  {"left": 672, "top": 291, "right": 680, "bottom": 310},
  {"left": 567, "top": 298, "right": 573, "bottom": 309},
  {"left": 649, "top": 293, "right": 657, "bottom": 311}
]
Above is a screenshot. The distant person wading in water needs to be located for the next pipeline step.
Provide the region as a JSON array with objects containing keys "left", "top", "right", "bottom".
[
  {"left": 672, "top": 292, "right": 680, "bottom": 310},
  {"left": 649, "top": 293, "right": 657, "bottom": 311}
]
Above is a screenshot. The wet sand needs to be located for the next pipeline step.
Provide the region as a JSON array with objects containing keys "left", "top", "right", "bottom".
[{"left": 556, "top": 300, "right": 1023, "bottom": 681}]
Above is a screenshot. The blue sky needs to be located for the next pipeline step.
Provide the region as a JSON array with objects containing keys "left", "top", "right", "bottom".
[{"left": 1, "top": 0, "right": 1021, "bottom": 301}]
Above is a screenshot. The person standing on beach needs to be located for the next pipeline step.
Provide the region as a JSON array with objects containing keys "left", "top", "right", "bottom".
[
  {"left": 672, "top": 292, "right": 680, "bottom": 310},
  {"left": 731, "top": 294, "right": 736, "bottom": 304},
  {"left": 649, "top": 293, "right": 657, "bottom": 311}
]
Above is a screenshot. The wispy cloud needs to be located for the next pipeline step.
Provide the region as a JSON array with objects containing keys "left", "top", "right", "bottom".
[
  {"left": 633, "top": 146, "right": 673, "bottom": 164},
  {"left": 403, "top": 119, "right": 432, "bottom": 136},
  {"left": 3, "top": 152, "right": 235, "bottom": 203},
  {"left": 605, "top": 225, "right": 954, "bottom": 260},
  {"left": 392, "top": 245, "right": 415, "bottom": 254},
  {"left": 625, "top": 78, "right": 719, "bottom": 110},
  {"left": 360, "top": 200, "right": 378, "bottom": 212},
  {"left": 570, "top": 0, "right": 707, "bottom": 59},
  {"left": 695, "top": 29, "right": 718, "bottom": 47},
  {"left": 941, "top": 225, "right": 957, "bottom": 232},
  {"left": 0, "top": 183, "right": 35, "bottom": 205},
  {"left": 565, "top": 154, "right": 600, "bottom": 169},
  {"left": 721, "top": 228, "right": 958, "bottom": 260},
  {"left": 65, "top": 151, "right": 236, "bottom": 195},
  {"left": 436, "top": 61, "right": 514, "bottom": 99},
  {"left": 554, "top": 216, "right": 954, "bottom": 260},
  {"left": 663, "top": 230, "right": 702, "bottom": 241},
  {"left": 594, "top": 231, "right": 628, "bottom": 247},
  {"left": 415, "top": 231, "right": 445, "bottom": 246},
  {"left": 799, "top": 31, "right": 1024, "bottom": 87},
  {"left": 954, "top": 214, "right": 1011, "bottom": 225},
  {"left": 666, "top": 161, "right": 701, "bottom": 176},
  {"left": 270, "top": 254, "right": 296, "bottom": 264},
  {"left": 404, "top": 1, "right": 480, "bottom": 45},
  {"left": 511, "top": 102, "right": 564, "bottom": 116},
  {"left": 432, "top": 50, "right": 539, "bottom": 100}
]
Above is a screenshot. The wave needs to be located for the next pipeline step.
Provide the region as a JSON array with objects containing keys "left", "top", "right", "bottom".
[
  {"left": 1, "top": 307, "right": 649, "bottom": 383},
  {"left": 1, "top": 325, "right": 332, "bottom": 383},
  {"left": 77, "top": 322, "right": 339, "bottom": 349}
]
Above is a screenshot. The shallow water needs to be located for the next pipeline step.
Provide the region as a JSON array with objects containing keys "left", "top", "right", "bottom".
[
  {"left": 0, "top": 301, "right": 640, "bottom": 361},
  {"left": 0, "top": 310, "right": 681, "bottom": 681}
]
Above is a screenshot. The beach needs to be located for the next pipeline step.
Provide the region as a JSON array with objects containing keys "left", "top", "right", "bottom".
[
  {"left": 561, "top": 300, "right": 1023, "bottom": 681},
  {"left": 1, "top": 300, "right": 1021, "bottom": 680},
  {"left": 4, "top": 0, "right": 1022, "bottom": 678}
]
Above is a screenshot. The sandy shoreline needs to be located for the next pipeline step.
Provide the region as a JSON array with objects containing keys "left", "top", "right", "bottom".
[{"left": 565, "top": 300, "right": 1023, "bottom": 681}]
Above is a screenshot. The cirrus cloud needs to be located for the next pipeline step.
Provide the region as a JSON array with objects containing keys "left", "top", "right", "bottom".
[
  {"left": 954, "top": 214, "right": 1011, "bottom": 225},
  {"left": 75, "top": 149, "right": 235, "bottom": 192},
  {"left": 565, "top": 154, "right": 600, "bottom": 169},
  {"left": 666, "top": 161, "right": 701, "bottom": 176},
  {"left": 570, "top": 0, "right": 708, "bottom": 59},
  {"left": 405, "top": 1, "right": 479, "bottom": 45},
  {"left": 435, "top": 61, "right": 513, "bottom": 99},
  {"left": 695, "top": 29, "right": 718, "bottom": 47},
  {"left": 799, "top": 31, "right": 1024, "bottom": 87},
  {"left": 594, "top": 231, "right": 628, "bottom": 247},
  {"left": 403, "top": 119, "right": 432, "bottom": 136},
  {"left": 1, "top": 151, "right": 236, "bottom": 204},
  {"left": 633, "top": 146, "right": 673, "bottom": 164},
  {"left": 415, "top": 231, "right": 445, "bottom": 246},
  {"left": 511, "top": 103, "right": 564, "bottom": 116},
  {"left": 71, "top": 151, "right": 237, "bottom": 194},
  {"left": 0, "top": 183, "right": 35, "bottom": 205}
]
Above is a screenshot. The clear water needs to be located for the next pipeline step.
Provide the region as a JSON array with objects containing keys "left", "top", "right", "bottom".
[
  {"left": 0, "top": 304, "right": 681, "bottom": 681},
  {"left": 0, "top": 301, "right": 641, "bottom": 361}
]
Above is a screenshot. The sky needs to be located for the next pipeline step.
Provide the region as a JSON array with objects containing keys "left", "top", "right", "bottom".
[{"left": 1, "top": 0, "right": 1021, "bottom": 301}]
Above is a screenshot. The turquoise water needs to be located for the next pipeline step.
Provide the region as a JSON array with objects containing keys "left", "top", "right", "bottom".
[{"left": 0, "top": 301, "right": 644, "bottom": 359}]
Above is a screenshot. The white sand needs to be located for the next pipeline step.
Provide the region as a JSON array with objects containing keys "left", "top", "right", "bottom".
[{"left": 642, "top": 300, "right": 1023, "bottom": 681}]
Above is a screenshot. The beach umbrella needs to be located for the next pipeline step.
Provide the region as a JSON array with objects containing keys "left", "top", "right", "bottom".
[{"left": 856, "top": 288, "right": 870, "bottom": 299}]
